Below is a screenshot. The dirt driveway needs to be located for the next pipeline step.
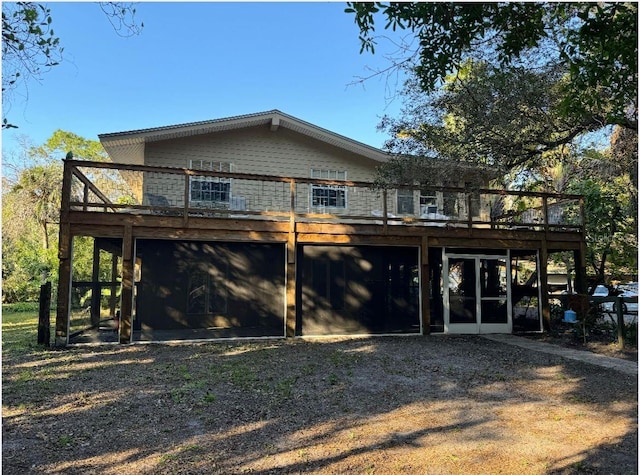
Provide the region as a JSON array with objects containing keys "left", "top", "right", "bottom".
[{"left": 2, "top": 336, "right": 637, "bottom": 474}]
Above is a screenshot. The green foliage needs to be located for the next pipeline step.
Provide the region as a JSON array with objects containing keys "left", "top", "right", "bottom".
[
  {"left": 2, "top": 2, "right": 62, "bottom": 129},
  {"left": 568, "top": 177, "right": 637, "bottom": 282},
  {"left": 2, "top": 302, "right": 40, "bottom": 313},
  {"left": 372, "top": 59, "right": 637, "bottom": 283},
  {"left": 346, "top": 2, "right": 637, "bottom": 129},
  {"left": 34, "top": 130, "right": 109, "bottom": 162},
  {"left": 376, "top": 62, "right": 600, "bottom": 184},
  {"left": 1, "top": 131, "right": 124, "bottom": 302}
]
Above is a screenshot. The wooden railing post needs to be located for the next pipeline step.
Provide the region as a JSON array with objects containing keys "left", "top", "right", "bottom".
[
  {"left": 382, "top": 190, "right": 388, "bottom": 234},
  {"left": 542, "top": 196, "right": 549, "bottom": 233},
  {"left": 55, "top": 159, "right": 74, "bottom": 347},
  {"left": 466, "top": 192, "right": 473, "bottom": 231},
  {"left": 183, "top": 171, "right": 190, "bottom": 226},
  {"left": 83, "top": 184, "right": 89, "bottom": 211}
]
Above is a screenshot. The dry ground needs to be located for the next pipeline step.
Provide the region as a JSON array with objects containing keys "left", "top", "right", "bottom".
[{"left": 2, "top": 334, "right": 637, "bottom": 474}]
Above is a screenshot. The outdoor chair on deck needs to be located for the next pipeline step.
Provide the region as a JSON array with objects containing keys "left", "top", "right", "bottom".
[{"left": 145, "top": 193, "right": 173, "bottom": 215}]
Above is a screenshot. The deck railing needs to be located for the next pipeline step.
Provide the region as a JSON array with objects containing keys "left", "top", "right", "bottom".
[{"left": 63, "top": 159, "right": 585, "bottom": 233}]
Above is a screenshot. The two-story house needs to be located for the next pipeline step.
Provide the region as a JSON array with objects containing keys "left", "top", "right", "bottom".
[{"left": 55, "top": 110, "right": 587, "bottom": 345}]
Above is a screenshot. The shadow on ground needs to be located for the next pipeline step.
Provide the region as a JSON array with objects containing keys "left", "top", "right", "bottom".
[{"left": 2, "top": 336, "right": 637, "bottom": 474}]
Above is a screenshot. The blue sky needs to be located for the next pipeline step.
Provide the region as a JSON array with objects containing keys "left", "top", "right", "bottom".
[{"left": 2, "top": 2, "right": 408, "bottom": 161}]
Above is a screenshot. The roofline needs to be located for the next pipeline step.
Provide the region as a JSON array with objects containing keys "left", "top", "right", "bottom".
[{"left": 99, "top": 109, "right": 390, "bottom": 163}]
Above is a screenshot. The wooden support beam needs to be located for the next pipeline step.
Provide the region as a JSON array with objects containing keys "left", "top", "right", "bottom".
[
  {"left": 539, "top": 242, "right": 551, "bottom": 332},
  {"left": 55, "top": 225, "right": 72, "bottom": 347},
  {"left": 119, "top": 224, "right": 134, "bottom": 344},
  {"left": 286, "top": 260, "right": 296, "bottom": 338},
  {"left": 109, "top": 252, "right": 119, "bottom": 318},
  {"left": 38, "top": 282, "right": 52, "bottom": 347},
  {"left": 71, "top": 167, "right": 115, "bottom": 209},
  {"left": 55, "top": 161, "right": 74, "bottom": 347},
  {"left": 90, "top": 239, "right": 101, "bottom": 327},
  {"left": 574, "top": 241, "right": 588, "bottom": 295},
  {"left": 285, "top": 180, "right": 297, "bottom": 337}
]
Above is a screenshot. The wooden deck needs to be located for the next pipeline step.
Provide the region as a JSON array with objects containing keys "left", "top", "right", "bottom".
[{"left": 56, "top": 159, "right": 587, "bottom": 345}]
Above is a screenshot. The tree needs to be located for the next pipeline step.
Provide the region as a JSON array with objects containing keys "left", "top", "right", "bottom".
[
  {"left": 1, "top": 3, "right": 61, "bottom": 129},
  {"left": 10, "top": 162, "right": 62, "bottom": 251},
  {"left": 569, "top": 177, "right": 637, "bottom": 285},
  {"left": 373, "top": 60, "right": 637, "bottom": 284},
  {"left": 2, "top": 2, "right": 142, "bottom": 129},
  {"left": 346, "top": 2, "right": 637, "bottom": 129},
  {"left": 1, "top": 131, "right": 130, "bottom": 303},
  {"left": 374, "top": 61, "right": 599, "bottom": 188}
]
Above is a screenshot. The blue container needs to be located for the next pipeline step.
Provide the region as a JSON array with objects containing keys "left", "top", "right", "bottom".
[{"left": 563, "top": 309, "right": 577, "bottom": 323}]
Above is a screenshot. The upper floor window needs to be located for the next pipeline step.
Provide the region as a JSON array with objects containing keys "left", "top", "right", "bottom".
[
  {"left": 189, "top": 160, "right": 232, "bottom": 206},
  {"left": 420, "top": 194, "right": 437, "bottom": 215},
  {"left": 310, "top": 169, "right": 347, "bottom": 209},
  {"left": 397, "top": 189, "right": 415, "bottom": 215}
]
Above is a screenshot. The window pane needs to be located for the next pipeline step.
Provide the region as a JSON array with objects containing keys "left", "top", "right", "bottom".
[{"left": 397, "top": 189, "right": 414, "bottom": 214}]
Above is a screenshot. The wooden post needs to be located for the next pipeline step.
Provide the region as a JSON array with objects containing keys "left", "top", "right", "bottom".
[
  {"left": 90, "top": 239, "right": 101, "bottom": 327},
  {"left": 382, "top": 190, "right": 388, "bottom": 234},
  {"left": 38, "top": 282, "right": 52, "bottom": 346},
  {"left": 466, "top": 192, "right": 473, "bottom": 231},
  {"left": 574, "top": 242, "right": 588, "bottom": 295},
  {"left": 542, "top": 196, "right": 549, "bottom": 234},
  {"left": 83, "top": 183, "right": 89, "bottom": 211},
  {"left": 616, "top": 295, "right": 626, "bottom": 349},
  {"left": 285, "top": 180, "right": 297, "bottom": 337},
  {"left": 119, "top": 224, "right": 134, "bottom": 344},
  {"left": 579, "top": 197, "right": 586, "bottom": 233},
  {"left": 539, "top": 243, "right": 551, "bottom": 332},
  {"left": 421, "top": 235, "right": 431, "bottom": 335},
  {"left": 183, "top": 172, "right": 190, "bottom": 226},
  {"left": 55, "top": 160, "right": 74, "bottom": 347},
  {"left": 109, "top": 253, "right": 119, "bottom": 318}
]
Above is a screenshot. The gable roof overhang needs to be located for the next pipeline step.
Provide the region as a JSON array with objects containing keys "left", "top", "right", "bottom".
[{"left": 98, "top": 110, "right": 390, "bottom": 166}]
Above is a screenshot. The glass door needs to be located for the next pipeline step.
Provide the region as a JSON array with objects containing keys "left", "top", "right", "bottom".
[
  {"left": 479, "top": 258, "right": 510, "bottom": 333},
  {"left": 444, "top": 253, "right": 512, "bottom": 334},
  {"left": 446, "top": 257, "right": 479, "bottom": 333}
]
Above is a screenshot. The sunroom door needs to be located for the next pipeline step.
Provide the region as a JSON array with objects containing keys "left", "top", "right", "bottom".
[
  {"left": 478, "top": 257, "right": 510, "bottom": 334},
  {"left": 446, "top": 257, "right": 479, "bottom": 333},
  {"left": 444, "top": 253, "right": 512, "bottom": 334}
]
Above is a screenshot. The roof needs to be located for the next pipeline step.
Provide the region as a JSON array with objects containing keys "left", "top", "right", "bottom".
[{"left": 98, "top": 110, "right": 390, "bottom": 165}]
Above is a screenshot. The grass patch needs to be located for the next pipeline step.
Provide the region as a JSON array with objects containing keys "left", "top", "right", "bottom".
[
  {"left": 210, "top": 361, "right": 258, "bottom": 389},
  {"left": 2, "top": 309, "right": 48, "bottom": 357}
]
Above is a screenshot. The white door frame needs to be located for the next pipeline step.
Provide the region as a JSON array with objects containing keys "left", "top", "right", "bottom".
[{"left": 443, "top": 250, "right": 512, "bottom": 334}]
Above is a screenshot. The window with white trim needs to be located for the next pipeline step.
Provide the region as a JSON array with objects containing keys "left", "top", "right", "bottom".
[
  {"left": 397, "top": 189, "right": 414, "bottom": 215},
  {"left": 189, "top": 160, "right": 232, "bottom": 206},
  {"left": 420, "top": 194, "right": 438, "bottom": 215},
  {"left": 310, "top": 169, "right": 347, "bottom": 209}
]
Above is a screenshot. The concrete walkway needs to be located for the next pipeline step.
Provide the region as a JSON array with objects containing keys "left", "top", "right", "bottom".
[{"left": 483, "top": 334, "right": 638, "bottom": 376}]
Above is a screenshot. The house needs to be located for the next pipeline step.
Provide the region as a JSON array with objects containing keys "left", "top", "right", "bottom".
[{"left": 55, "top": 110, "right": 587, "bottom": 345}]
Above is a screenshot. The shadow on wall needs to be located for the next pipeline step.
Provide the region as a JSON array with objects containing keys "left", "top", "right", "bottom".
[
  {"left": 297, "top": 245, "right": 420, "bottom": 336},
  {"left": 134, "top": 240, "right": 286, "bottom": 339}
]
